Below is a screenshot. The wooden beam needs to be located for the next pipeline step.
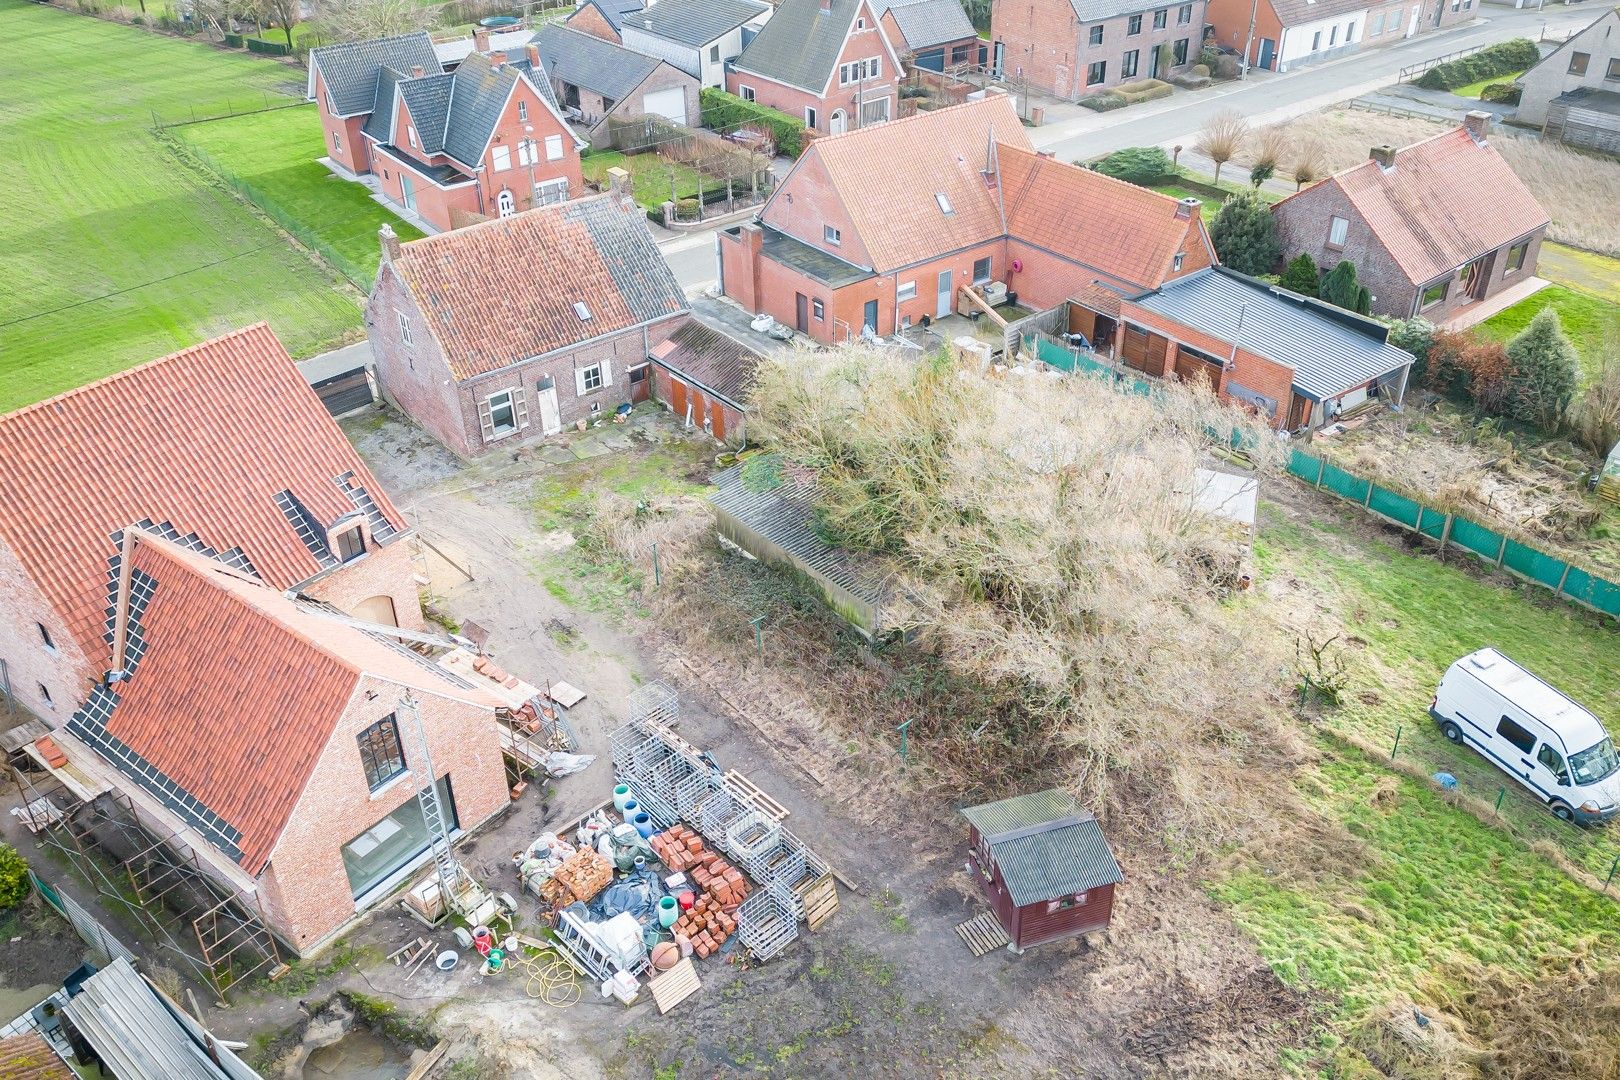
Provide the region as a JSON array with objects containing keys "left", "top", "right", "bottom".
[
  {"left": 110, "top": 528, "right": 139, "bottom": 675},
  {"left": 958, "top": 285, "right": 1008, "bottom": 328}
]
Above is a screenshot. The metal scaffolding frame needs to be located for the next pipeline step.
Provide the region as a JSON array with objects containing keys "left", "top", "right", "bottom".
[
  {"left": 9, "top": 766, "right": 284, "bottom": 1001},
  {"left": 609, "top": 686, "right": 834, "bottom": 961}
]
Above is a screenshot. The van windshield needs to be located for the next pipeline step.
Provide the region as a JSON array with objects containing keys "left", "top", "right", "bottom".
[{"left": 1570, "top": 737, "right": 1619, "bottom": 786}]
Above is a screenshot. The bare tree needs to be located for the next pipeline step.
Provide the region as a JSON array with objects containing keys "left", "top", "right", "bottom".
[
  {"left": 1195, "top": 108, "right": 1249, "bottom": 188},
  {"left": 1288, "top": 139, "right": 1329, "bottom": 190},
  {"left": 1573, "top": 329, "right": 1620, "bottom": 455},
  {"left": 249, "top": 0, "right": 299, "bottom": 46},
  {"left": 182, "top": 0, "right": 241, "bottom": 40},
  {"left": 1248, "top": 123, "right": 1289, "bottom": 188},
  {"left": 313, "top": 0, "right": 439, "bottom": 41}
]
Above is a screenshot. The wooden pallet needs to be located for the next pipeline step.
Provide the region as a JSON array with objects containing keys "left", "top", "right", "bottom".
[
  {"left": 723, "top": 770, "right": 789, "bottom": 822},
  {"left": 649, "top": 958, "right": 702, "bottom": 1014},
  {"left": 802, "top": 873, "right": 839, "bottom": 932},
  {"left": 955, "top": 912, "right": 1010, "bottom": 957}
]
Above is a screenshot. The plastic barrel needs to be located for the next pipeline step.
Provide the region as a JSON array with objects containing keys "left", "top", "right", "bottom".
[
  {"left": 633, "top": 812, "right": 655, "bottom": 839},
  {"left": 613, "top": 785, "right": 633, "bottom": 811},
  {"left": 658, "top": 896, "right": 679, "bottom": 928}
]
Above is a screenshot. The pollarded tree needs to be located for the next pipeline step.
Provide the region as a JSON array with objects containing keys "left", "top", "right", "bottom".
[
  {"left": 1317, "top": 260, "right": 1371, "bottom": 315},
  {"left": 1209, "top": 188, "right": 1280, "bottom": 275},
  {"left": 1196, "top": 109, "right": 1248, "bottom": 187},
  {"left": 1279, "top": 254, "right": 1320, "bottom": 297},
  {"left": 1504, "top": 308, "right": 1581, "bottom": 431}
]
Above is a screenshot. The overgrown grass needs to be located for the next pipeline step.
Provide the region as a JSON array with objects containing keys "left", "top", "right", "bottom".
[
  {"left": 580, "top": 150, "right": 705, "bottom": 210},
  {"left": 173, "top": 105, "right": 425, "bottom": 284},
  {"left": 1477, "top": 283, "right": 1620, "bottom": 380},
  {"left": 0, "top": 0, "right": 361, "bottom": 412},
  {"left": 1450, "top": 70, "right": 1526, "bottom": 98}
]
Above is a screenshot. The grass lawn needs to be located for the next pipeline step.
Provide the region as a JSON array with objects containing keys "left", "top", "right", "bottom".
[
  {"left": 1478, "top": 282, "right": 1620, "bottom": 379},
  {"left": 1149, "top": 182, "right": 1224, "bottom": 221},
  {"left": 174, "top": 105, "right": 425, "bottom": 285},
  {"left": 1451, "top": 69, "right": 1526, "bottom": 98},
  {"left": 1150, "top": 170, "right": 1283, "bottom": 220},
  {"left": 581, "top": 150, "right": 705, "bottom": 211},
  {"left": 0, "top": 0, "right": 360, "bottom": 413},
  {"left": 1538, "top": 241, "right": 1620, "bottom": 304}
]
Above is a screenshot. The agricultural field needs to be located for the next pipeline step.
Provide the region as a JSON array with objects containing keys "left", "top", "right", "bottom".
[
  {"left": 173, "top": 105, "right": 425, "bottom": 286},
  {"left": 0, "top": 0, "right": 360, "bottom": 412}
]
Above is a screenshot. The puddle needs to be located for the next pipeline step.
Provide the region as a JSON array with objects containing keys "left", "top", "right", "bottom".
[{"left": 301, "top": 1026, "right": 411, "bottom": 1079}]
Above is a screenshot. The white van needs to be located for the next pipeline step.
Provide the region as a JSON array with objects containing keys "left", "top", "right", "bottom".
[{"left": 1431, "top": 648, "right": 1620, "bottom": 825}]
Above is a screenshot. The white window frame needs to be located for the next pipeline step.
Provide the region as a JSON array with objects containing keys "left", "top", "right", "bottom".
[
  {"left": 486, "top": 389, "right": 519, "bottom": 437},
  {"left": 537, "top": 176, "right": 569, "bottom": 205},
  {"left": 333, "top": 130, "right": 342, "bottom": 152},
  {"left": 497, "top": 189, "right": 516, "bottom": 217},
  {"left": 1328, "top": 216, "right": 1349, "bottom": 247},
  {"left": 897, "top": 280, "right": 917, "bottom": 301},
  {"left": 824, "top": 224, "right": 841, "bottom": 245},
  {"left": 859, "top": 96, "right": 889, "bottom": 126},
  {"left": 812, "top": 298, "right": 825, "bottom": 320},
  {"left": 545, "top": 133, "right": 564, "bottom": 161},
  {"left": 972, "top": 257, "right": 992, "bottom": 285},
  {"left": 397, "top": 311, "right": 413, "bottom": 345},
  {"left": 740, "top": 84, "right": 756, "bottom": 102},
  {"left": 407, "top": 125, "right": 418, "bottom": 149},
  {"left": 492, "top": 144, "right": 512, "bottom": 172},
  {"left": 518, "top": 100, "right": 528, "bottom": 122},
  {"left": 575, "top": 361, "right": 612, "bottom": 395},
  {"left": 806, "top": 105, "right": 817, "bottom": 128}
]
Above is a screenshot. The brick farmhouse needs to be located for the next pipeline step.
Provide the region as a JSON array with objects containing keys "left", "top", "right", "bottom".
[
  {"left": 308, "top": 32, "right": 584, "bottom": 232},
  {"left": 366, "top": 194, "right": 689, "bottom": 458},
  {"left": 719, "top": 96, "right": 1413, "bottom": 430},
  {"left": 1271, "top": 112, "right": 1550, "bottom": 322},
  {"left": 991, "top": 0, "right": 1204, "bottom": 97},
  {"left": 1204, "top": 0, "right": 1472, "bottom": 74},
  {"left": 728, "top": 0, "right": 903, "bottom": 135},
  {"left": 0, "top": 325, "right": 510, "bottom": 954},
  {"left": 534, "top": 23, "right": 702, "bottom": 142}
]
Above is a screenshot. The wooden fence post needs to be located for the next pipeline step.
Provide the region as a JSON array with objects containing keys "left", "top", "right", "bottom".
[
  {"left": 1439, "top": 513, "right": 1453, "bottom": 555},
  {"left": 1314, "top": 457, "right": 1325, "bottom": 490},
  {"left": 1495, "top": 534, "right": 1508, "bottom": 570}
]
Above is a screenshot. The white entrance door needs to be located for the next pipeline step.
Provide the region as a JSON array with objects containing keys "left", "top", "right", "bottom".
[
  {"left": 936, "top": 269, "right": 953, "bottom": 318},
  {"left": 537, "top": 377, "right": 562, "bottom": 435},
  {"left": 642, "top": 87, "right": 688, "bottom": 124},
  {"left": 1406, "top": 5, "right": 1419, "bottom": 35},
  {"left": 829, "top": 110, "right": 847, "bottom": 135}
]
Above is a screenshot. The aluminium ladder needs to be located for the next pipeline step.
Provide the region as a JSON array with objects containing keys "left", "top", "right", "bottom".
[{"left": 398, "top": 694, "right": 467, "bottom": 912}]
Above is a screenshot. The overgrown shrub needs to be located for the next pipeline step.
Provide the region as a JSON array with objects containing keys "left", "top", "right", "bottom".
[
  {"left": 1415, "top": 38, "right": 1539, "bottom": 91},
  {"left": 1318, "top": 260, "right": 1371, "bottom": 315},
  {"left": 1077, "top": 91, "right": 1129, "bottom": 112},
  {"left": 699, "top": 88, "right": 804, "bottom": 157},
  {"left": 1094, "top": 146, "right": 1173, "bottom": 184},
  {"left": 1209, "top": 188, "right": 1279, "bottom": 275},
  {"left": 1480, "top": 81, "right": 1522, "bottom": 105},
  {"left": 1280, "top": 253, "right": 1320, "bottom": 297},
  {"left": 1428, "top": 330, "right": 1511, "bottom": 413},
  {"left": 1386, "top": 317, "right": 1436, "bottom": 382},
  {"left": 0, "top": 845, "right": 29, "bottom": 910}
]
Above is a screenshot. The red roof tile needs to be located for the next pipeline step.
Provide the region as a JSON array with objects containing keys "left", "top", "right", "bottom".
[
  {"left": 804, "top": 96, "right": 1032, "bottom": 273},
  {"left": 0, "top": 325, "right": 408, "bottom": 670},
  {"left": 1294, "top": 125, "right": 1548, "bottom": 286},
  {"left": 1000, "top": 145, "right": 1208, "bottom": 291},
  {"left": 387, "top": 194, "right": 687, "bottom": 381},
  {"left": 95, "top": 534, "right": 499, "bottom": 874},
  {"left": 0, "top": 1033, "right": 74, "bottom": 1080}
]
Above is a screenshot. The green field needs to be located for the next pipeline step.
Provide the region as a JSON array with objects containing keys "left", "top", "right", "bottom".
[
  {"left": 0, "top": 0, "right": 361, "bottom": 413},
  {"left": 174, "top": 105, "right": 425, "bottom": 285},
  {"left": 1479, "top": 282, "right": 1620, "bottom": 379}
]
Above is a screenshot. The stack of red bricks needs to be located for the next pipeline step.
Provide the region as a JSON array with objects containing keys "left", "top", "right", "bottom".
[{"left": 649, "top": 825, "right": 754, "bottom": 958}]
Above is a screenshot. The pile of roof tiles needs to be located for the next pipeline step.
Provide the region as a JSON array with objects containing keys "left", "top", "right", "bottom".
[{"left": 650, "top": 825, "right": 753, "bottom": 959}]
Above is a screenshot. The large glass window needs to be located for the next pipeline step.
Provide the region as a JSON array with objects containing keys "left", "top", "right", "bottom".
[
  {"left": 357, "top": 715, "right": 406, "bottom": 790},
  {"left": 341, "top": 777, "right": 457, "bottom": 898}
]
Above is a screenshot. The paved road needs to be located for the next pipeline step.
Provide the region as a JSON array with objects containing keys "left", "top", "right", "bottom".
[{"left": 659, "top": 3, "right": 1592, "bottom": 291}]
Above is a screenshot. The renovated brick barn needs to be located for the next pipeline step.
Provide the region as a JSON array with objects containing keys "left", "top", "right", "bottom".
[
  {"left": 366, "top": 194, "right": 688, "bottom": 458},
  {"left": 648, "top": 319, "right": 767, "bottom": 445}
]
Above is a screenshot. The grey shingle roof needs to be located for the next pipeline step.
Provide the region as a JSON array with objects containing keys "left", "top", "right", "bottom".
[
  {"left": 1268, "top": 0, "right": 1374, "bottom": 25},
  {"left": 443, "top": 59, "right": 519, "bottom": 168},
  {"left": 577, "top": 0, "right": 646, "bottom": 31},
  {"left": 397, "top": 72, "right": 454, "bottom": 153},
  {"left": 361, "top": 66, "right": 403, "bottom": 143},
  {"left": 650, "top": 320, "right": 764, "bottom": 406},
  {"left": 961, "top": 790, "right": 1123, "bottom": 907},
  {"left": 621, "top": 0, "right": 770, "bottom": 46},
  {"left": 877, "top": 0, "right": 975, "bottom": 49},
  {"left": 1131, "top": 268, "right": 1414, "bottom": 402},
  {"left": 310, "top": 32, "right": 440, "bottom": 117},
  {"left": 535, "top": 24, "right": 661, "bottom": 102},
  {"left": 506, "top": 57, "right": 564, "bottom": 111},
  {"left": 732, "top": 0, "right": 863, "bottom": 93}
]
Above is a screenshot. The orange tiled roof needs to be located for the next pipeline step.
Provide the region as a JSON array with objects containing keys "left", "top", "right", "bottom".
[
  {"left": 1306, "top": 126, "right": 1548, "bottom": 286},
  {"left": 1000, "top": 145, "right": 1207, "bottom": 291},
  {"left": 0, "top": 1034, "right": 74, "bottom": 1080},
  {"left": 71, "top": 534, "right": 500, "bottom": 874},
  {"left": 805, "top": 96, "right": 1033, "bottom": 273},
  {"left": 0, "top": 325, "right": 409, "bottom": 669},
  {"left": 388, "top": 194, "right": 687, "bottom": 381}
]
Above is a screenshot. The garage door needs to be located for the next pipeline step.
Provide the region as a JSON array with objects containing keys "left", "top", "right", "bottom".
[{"left": 642, "top": 87, "right": 687, "bottom": 125}]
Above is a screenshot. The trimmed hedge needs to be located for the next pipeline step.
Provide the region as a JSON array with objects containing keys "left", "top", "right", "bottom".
[
  {"left": 699, "top": 88, "right": 804, "bottom": 158},
  {"left": 246, "top": 37, "right": 291, "bottom": 56},
  {"left": 1480, "top": 82, "right": 1522, "bottom": 105},
  {"left": 1078, "top": 91, "right": 1128, "bottom": 112},
  {"left": 223, "top": 32, "right": 244, "bottom": 47},
  {"left": 1415, "top": 38, "right": 1539, "bottom": 91},
  {"left": 1094, "top": 146, "right": 1174, "bottom": 184}
]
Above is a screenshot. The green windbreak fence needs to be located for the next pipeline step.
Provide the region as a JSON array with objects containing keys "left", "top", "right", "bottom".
[
  {"left": 1029, "top": 336, "right": 1155, "bottom": 396},
  {"left": 1287, "top": 448, "right": 1620, "bottom": 619}
]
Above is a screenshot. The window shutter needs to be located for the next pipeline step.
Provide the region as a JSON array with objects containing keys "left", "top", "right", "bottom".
[
  {"left": 574, "top": 367, "right": 588, "bottom": 396},
  {"left": 477, "top": 397, "right": 495, "bottom": 442},
  {"left": 513, "top": 386, "right": 530, "bottom": 428},
  {"left": 601, "top": 360, "right": 613, "bottom": 387}
]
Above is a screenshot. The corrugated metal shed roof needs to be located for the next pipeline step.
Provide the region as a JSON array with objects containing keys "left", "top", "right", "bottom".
[
  {"left": 1130, "top": 268, "right": 1413, "bottom": 402},
  {"left": 622, "top": 0, "right": 769, "bottom": 46},
  {"left": 961, "top": 789, "right": 1123, "bottom": 906},
  {"left": 60, "top": 959, "right": 260, "bottom": 1080}
]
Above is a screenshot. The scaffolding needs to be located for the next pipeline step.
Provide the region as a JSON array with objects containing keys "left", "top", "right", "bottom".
[
  {"left": 609, "top": 685, "right": 833, "bottom": 961},
  {"left": 10, "top": 766, "right": 284, "bottom": 1001}
]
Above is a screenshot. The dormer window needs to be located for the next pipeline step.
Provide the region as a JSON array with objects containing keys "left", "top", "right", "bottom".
[
  {"left": 935, "top": 193, "right": 953, "bottom": 214},
  {"left": 574, "top": 301, "right": 592, "bottom": 321},
  {"left": 334, "top": 525, "right": 366, "bottom": 563}
]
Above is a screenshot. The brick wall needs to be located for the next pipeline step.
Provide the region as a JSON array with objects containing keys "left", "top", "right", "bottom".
[
  {"left": 480, "top": 75, "right": 585, "bottom": 210},
  {"left": 367, "top": 262, "right": 478, "bottom": 452},
  {"left": 314, "top": 70, "right": 374, "bottom": 175},
  {"left": 729, "top": 3, "right": 899, "bottom": 132},
  {"left": 1271, "top": 178, "right": 1418, "bottom": 318},
  {"left": 993, "top": 0, "right": 1205, "bottom": 97},
  {"left": 304, "top": 537, "right": 426, "bottom": 634},
  {"left": 0, "top": 541, "right": 89, "bottom": 723},
  {"left": 1121, "top": 301, "right": 1299, "bottom": 426},
  {"left": 256, "top": 679, "right": 507, "bottom": 954},
  {"left": 565, "top": 2, "right": 622, "bottom": 42},
  {"left": 650, "top": 365, "right": 748, "bottom": 445}
]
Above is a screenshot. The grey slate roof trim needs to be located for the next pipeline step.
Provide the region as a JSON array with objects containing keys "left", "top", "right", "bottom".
[
  {"left": 442, "top": 59, "right": 520, "bottom": 170},
  {"left": 397, "top": 72, "right": 454, "bottom": 153},
  {"left": 310, "top": 31, "right": 441, "bottom": 117},
  {"left": 536, "top": 24, "right": 662, "bottom": 102},
  {"left": 731, "top": 0, "right": 862, "bottom": 93},
  {"left": 1131, "top": 267, "right": 1414, "bottom": 402},
  {"left": 361, "top": 67, "right": 403, "bottom": 145},
  {"left": 961, "top": 789, "right": 1123, "bottom": 907},
  {"left": 883, "top": 0, "right": 976, "bottom": 49},
  {"left": 577, "top": 0, "right": 647, "bottom": 31},
  {"left": 621, "top": 0, "right": 770, "bottom": 46}
]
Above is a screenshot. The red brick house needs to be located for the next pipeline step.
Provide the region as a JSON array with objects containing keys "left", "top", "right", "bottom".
[
  {"left": 1205, "top": 0, "right": 1471, "bottom": 73},
  {"left": 727, "top": 0, "right": 903, "bottom": 134},
  {"left": 719, "top": 96, "right": 1414, "bottom": 429},
  {"left": 308, "top": 33, "right": 584, "bottom": 232},
  {"left": 963, "top": 789, "right": 1123, "bottom": 953},
  {"left": 366, "top": 194, "right": 689, "bottom": 458},
  {"left": 0, "top": 325, "right": 506, "bottom": 954},
  {"left": 875, "top": 0, "right": 984, "bottom": 72},
  {"left": 564, "top": 0, "right": 648, "bottom": 43},
  {"left": 991, "top": 0, "right": 1204, "bottom": 97},
  {"left": 1270, "top": 112, "right": 1550, "bottom": 322},
  {"left": 649, "top": 319, "right": 766, "bottom": 445}
]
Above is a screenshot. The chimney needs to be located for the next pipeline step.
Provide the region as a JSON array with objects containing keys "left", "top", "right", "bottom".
[
  {"left": 1175, "top": 196, "right": 1200, "bottom": 220},
  {"left": 473, "top": 26, "right": 491, "bottom": 53},
  {"left": 606, "top": 166, "right": 633, "bottom": 207},
  {"left": 1462, "top": 109, "right": 1491, "bottom": 144},
  {"left": 820, "top": 0, "right": 831, "bottom": 11},
  {"left": 379, "top": 224, "right": 402, "bottom": 263},
  {"left": 526, "top": 42, "right": 541, "bottom": 70},
  {"left": 1369, "top": 144, "right": 1396, "bottom": 170},
  {"left": 410, "top": 64, "right": 425, "bottom": 78}
]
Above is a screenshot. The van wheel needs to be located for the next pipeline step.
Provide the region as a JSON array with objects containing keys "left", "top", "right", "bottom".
[
  {"left": 1440, "top": 721, "right": 1462, "bottom": 744},
  {"left": 1551, "top": 802, "right": 1576, "bottom": 824}
]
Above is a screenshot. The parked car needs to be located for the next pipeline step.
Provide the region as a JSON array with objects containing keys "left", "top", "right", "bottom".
[{"left": 1431, "top": 648, "right": 1620, "bottom": 824}]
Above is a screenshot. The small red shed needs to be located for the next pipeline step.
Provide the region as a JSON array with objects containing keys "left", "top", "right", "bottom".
[{"left": 962, "top": 789, "right": 1123, "bottom": 953}]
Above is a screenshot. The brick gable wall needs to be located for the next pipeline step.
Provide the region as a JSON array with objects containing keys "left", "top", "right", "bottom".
[
  {"left": 1272, "top": 179, "right": 1419, "bottom": 318},
  {"left": 566, "top": 3, "right": 622, "bottom": 42},
  {"left": 761, "top": 153, "right": 875, "bottom": 267},
  {"left": 0, "top": 540, "right": 89, "bottom": 722},
  {"left": 728, "top": 2, "right": 899, "bottom": 132},
  {"left": 479, "top": 76, "right": 584, "bottom": 208}
]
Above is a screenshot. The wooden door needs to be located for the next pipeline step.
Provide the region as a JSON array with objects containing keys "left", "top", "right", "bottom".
[{"left": 795, "top": 293, "right": 809, "bottom": 332}]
